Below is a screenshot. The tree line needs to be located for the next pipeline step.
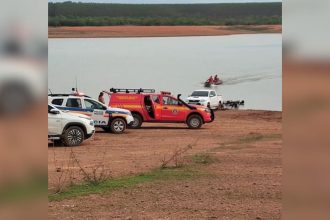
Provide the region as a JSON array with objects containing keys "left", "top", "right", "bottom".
[{"left": 49, "top": 2, "right": 282, "bottom": 26}]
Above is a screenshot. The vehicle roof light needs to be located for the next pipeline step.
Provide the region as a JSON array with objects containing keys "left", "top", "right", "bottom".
[{"left": 161, "top": 91, "right": 171, "bottom": 95}]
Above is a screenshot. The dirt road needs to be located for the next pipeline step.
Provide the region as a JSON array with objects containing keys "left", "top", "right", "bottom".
[
  {"left": 48, "top": 25, "right": 282, "bottom": 38},
  {"left": 48, "top": 110, "right": 282, "bottom": 219}
]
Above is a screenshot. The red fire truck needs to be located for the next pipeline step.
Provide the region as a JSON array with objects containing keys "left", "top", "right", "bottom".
[{"left": 105, "top": 88, "right": 215, "bottom": 129}]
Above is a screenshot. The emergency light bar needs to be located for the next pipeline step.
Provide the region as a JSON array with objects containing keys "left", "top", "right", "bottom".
[
  {"left": 160, "top": 91, "right": 171, "bottom": 95},
  {"left": 109, "top": 88, "right": 155, "bottom": 94}
]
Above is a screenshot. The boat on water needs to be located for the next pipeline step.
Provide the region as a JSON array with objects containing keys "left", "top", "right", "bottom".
[
  {"left": 204, "top": 77, "right": 223, "bottom": 87},
  {"left": 213, "top": 79, "right": 223, "bottom": 85}
]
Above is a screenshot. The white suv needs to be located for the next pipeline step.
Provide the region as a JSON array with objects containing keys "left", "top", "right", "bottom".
[
  {"left": 48, "top": 94, "right": 134, "bottom": 134},
  {"left": 48, "top": 104, "right": 95, "bottom": 146}
]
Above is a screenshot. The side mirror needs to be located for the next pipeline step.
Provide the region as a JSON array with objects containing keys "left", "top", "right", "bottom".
[{"left": 49, "top": 109, "right": 60, "bottom": 115}]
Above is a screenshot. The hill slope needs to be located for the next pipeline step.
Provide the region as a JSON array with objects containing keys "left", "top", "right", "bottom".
[{"left": 49, "top": 2, "right": 282, "bottom": 26}]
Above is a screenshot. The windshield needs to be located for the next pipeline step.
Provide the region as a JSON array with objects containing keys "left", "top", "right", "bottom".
[{"left": 191, "top": 91, "right": 209, "bottom": 97}]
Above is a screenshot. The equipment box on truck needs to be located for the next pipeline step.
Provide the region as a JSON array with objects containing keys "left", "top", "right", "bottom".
[{"left": 106, "top": 88, "right": 215, "bottom": 129}]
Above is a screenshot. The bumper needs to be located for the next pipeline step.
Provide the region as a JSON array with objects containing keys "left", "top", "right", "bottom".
[
  {"left": 85, "top": 129, "right": 95, "bottom": 139},
  {"left": 188, "top": 101, "right": 208, "bottom": 107},
  {"left": 126, "top": 115, "right": 134, "bottom": 125},
  {"left": 204, "top": 111, "right": 215, "bottom": 123}
]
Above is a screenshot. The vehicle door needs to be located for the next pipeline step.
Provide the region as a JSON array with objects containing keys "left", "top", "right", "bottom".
[
  {"left": 48, "top": 105, "right": 62, "bottom": 135},
  {"left": 83, "top": 98, "right": 108, "bottom": 126},
  {"left": 161, "top": 96, "right": 186, "bottom": 121},
  {"left": 65, "top": 98, "right": 83, "bottom": 111},
  {"left": 209, "top": 91, "right": 218, "bottom": 108},
  {"left": 150, "top": 95, "right": 162, "bottom": 120}
]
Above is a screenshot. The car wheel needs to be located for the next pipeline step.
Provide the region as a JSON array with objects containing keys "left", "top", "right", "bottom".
[
  {"left": 129, "top": 113, "right": 143, "bottom": 129},
  {"left": 62, "top": 126, "right": 84, "bottom": 146},
  {"left": 110, "top": 118, "right": 126, "bottom": 134},
  {"left": 187, "top": 114, "right": 203, "bottom": 129}
]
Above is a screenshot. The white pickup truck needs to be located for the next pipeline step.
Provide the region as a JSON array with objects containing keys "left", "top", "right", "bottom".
[{"left": 186, "top": 89, "right": 222, "bottom": 110}]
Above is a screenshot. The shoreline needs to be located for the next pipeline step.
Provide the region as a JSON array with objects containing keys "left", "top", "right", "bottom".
[
  {"left": 48, "top": 25, "right": 281, "bottom": 38},
  {"left": 48, "top": 109, "right": 282, "bottom": 218}
]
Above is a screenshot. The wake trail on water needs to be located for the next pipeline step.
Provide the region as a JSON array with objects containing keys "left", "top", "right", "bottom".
[{"left": 200, "top": 73, "right": 280, "bottom": 86}]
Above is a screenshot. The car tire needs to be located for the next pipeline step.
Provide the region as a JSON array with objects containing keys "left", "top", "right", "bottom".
[
  {"left": 110, "top": 118, "right": 126, "bottom": 134},
  {"left": 62, "top": 126, "right": 84, "bottom": 146},
  {"left": 187, "top": 114, "right": 203, "bottom": 129},
  {"left": 129, "top": 113, "right": 143, "bottom": 129}
]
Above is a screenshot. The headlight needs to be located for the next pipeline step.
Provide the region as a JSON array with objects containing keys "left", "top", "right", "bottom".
[
  {"left": 204, "top": 108, "right": 211, "bottom": 113},
  {"left": 90, "top": 120, "right": 94, "bottom": 126}
]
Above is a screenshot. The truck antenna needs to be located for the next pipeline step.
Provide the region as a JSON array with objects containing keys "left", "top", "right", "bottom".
[{"left": 75, "top": 76, "right": 78, "bottom": 92}]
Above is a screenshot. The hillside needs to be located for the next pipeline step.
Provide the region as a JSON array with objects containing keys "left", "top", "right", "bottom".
[{"left": 49, "top": 2, "right": 282, "bottom": 26}]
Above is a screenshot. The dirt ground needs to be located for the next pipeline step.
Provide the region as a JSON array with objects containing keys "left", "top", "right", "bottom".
[
  {"left": 48, "top": 25, "right": 282, "bottom": 38},
  {"left": 48, "top": 110, "right": 282, "bottom": 219}
]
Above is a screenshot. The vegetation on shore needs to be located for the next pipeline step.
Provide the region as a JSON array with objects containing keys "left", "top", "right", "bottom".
[
  {"left": 49, "top": 2, "right": 282, "bottom": 26},
  {"left": 49, "top": 167, "right": 200, "bottom": 201}
]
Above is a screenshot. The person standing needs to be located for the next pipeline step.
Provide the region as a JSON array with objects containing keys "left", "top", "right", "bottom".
[
  {"left": 214, "top": 74, "right": 219, "bottom": 82},
  {"left": 208, "top": 76, "right": 214, "bottom": 84},
  {"left": 98, "top": 92, "right": 105, "bottom": 104}
]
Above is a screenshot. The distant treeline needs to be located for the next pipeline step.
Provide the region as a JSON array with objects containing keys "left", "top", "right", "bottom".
[{"left": 49, "top": 1, "right": 282, "bottom": 26}]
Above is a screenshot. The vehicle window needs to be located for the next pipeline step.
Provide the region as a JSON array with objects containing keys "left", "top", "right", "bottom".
[
  {"left": 51, "top": 99, "right": 64, "bottom": 106},
  {"left": 210, "top": 91, "right": 216, "bottom": 97},
  {"left": 151, "top": 95, "right": 160, "bottom": 104},
  {"left": 84, "top": 99, "right": 104, "bottom": 110},
  {"left": 163, "top": 96, "right": 179, "bottom": 105},
  {"left": 66, "top": 98, "right": 82, "bottom": 108},
  {"left": 191, "top": 91, "right": 209, "bottom": 97}
]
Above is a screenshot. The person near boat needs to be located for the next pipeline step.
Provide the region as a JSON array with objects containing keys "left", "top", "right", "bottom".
[
  {"left": 207, "top": 76, "right": 214, "bottom": 84},
  {"left": 214, "top": 74, "right": 219, "bottom": 83}
]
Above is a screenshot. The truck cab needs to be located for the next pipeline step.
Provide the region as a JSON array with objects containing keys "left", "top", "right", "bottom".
[{"left": 107, "top": 88, "right": 215, "bottom": 129}]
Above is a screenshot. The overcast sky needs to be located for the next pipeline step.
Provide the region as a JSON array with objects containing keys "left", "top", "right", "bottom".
[{"left": 49, "top": 0, "right": 282, "bottom": 4}]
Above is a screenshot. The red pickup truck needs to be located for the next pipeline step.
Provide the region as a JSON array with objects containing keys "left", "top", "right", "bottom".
[{"left": 105, "top": 88, "right": 214, "bottom": 129}]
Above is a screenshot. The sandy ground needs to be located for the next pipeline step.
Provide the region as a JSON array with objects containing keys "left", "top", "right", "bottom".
[
  {"left": 48, "top": 25, "right": 282, "bottom": 38},
  {"left": 48, "top": 110, "right": 282, "bottom": 219}
]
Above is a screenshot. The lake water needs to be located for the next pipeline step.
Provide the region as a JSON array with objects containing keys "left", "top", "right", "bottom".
[{"left": 49, "top": 34, "right": 282, "bottom": 111}]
